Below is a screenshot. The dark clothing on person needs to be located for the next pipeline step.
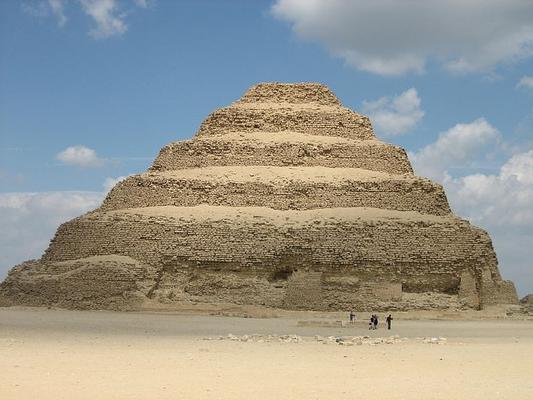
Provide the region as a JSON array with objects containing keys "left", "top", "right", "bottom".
[
  {"left": 373, "top": 316, "right": 378, "bottom": 329},
  {"left": 386, "top": 315, "right": 393, "bottom": 330}
]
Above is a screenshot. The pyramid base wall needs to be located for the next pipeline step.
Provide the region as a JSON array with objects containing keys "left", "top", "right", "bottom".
[
  {"left": 2, "top": 260, "right": 515, "bottom": 311},
  {"left": 0, "top": 209, "right": 518, "bottom": 311}
]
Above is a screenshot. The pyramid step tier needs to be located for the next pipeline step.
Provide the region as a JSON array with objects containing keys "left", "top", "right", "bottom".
[
  {"left": 197, "top": 104, "right": 374, "bottom": 140},
  {"left": 44, "top": 205, "right": 492, "bottom": 287},
  {"left": 239, "top": 83, "right": 342, "bottom": 106},
  {"left": 31, "top": 205, "right": 512, "bottom": 310},
  {"left": 102, "top": 166, "right": 450, "bottom": 215},
  {"left": 151, "top": 132, "right": 412, "bottom": 174}
]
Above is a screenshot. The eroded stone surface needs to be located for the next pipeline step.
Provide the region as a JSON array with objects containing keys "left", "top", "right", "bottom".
[{"left": 0, "top": 82, "right": 518, "bottom": 310}]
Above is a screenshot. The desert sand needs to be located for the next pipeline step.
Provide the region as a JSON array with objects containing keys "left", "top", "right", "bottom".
[{"left": 1, "top": 307, "right": 532, "bottom": 400}]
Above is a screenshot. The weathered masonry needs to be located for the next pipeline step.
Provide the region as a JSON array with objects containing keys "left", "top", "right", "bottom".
[{"left": 0, "top": 83, "right": 518, "bottom": 310}]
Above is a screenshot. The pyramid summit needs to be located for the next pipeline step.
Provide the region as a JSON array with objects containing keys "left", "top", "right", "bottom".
[{"left": 0, "top": 82, "right": 518, "bottom": 311}]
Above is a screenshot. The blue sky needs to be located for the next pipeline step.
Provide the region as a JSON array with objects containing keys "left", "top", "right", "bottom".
[{"left": 1, "top": 0, "right": 532, "bottom": 296}]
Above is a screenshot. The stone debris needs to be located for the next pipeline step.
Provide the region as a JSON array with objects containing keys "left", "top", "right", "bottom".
[
  {"left": 520, "top": 295, "right": 533, "bottom": 314},
  {"left": 200, "top": 333, "right": 443, "bottom": 346},
  {"left": 422, "top": 337, "right": 448, "bottom": 345},
  {"left": 202, "top": 334, "right": 303, "bottom": 343},
  {"left": 0, "top": 82, "right": 518, "bottom": 311}
]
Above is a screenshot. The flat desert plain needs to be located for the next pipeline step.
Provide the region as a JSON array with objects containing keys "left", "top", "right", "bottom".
[{"left": 1, "top": 307, "right": 532, "bottom": 400}]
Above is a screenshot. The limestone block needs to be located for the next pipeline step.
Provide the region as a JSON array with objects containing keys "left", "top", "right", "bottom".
[
  {"left": 284, "top": 271, "right": 323, "bottom": 309},
  {"left": 479, "top": 269, "right": 518, "bottom": 306},
  {"left": 458, "top": 270, "right": 480, "bottom": 309}
]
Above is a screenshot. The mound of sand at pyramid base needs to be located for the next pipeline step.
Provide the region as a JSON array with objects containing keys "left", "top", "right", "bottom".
[
  {"left": 151, "top": 132, "right": 413, "bottom": 174},
  {"left": 9, "top": 205, "right": 513, "bottom": 310},
  {"left": 0, "top": 255, "right": 157, "bottom": 310},
  {"left": 101, "top": 166, "right": 450, "bottom": 215}
]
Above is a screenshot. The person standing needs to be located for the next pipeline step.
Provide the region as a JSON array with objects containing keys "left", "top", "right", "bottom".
[
  {"left": 386, "top": 314, "right": 393, "bottom": 330},
  {"left": 373, "top": 314, "right": 378, "bottom": 330},
  {"left": 349, "top": 310, "right": 355, "bottom": 323}
]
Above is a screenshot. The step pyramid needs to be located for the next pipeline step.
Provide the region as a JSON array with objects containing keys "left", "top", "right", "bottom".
[{"left": 0, "top": 83, "right": 518, "bottom": 311}]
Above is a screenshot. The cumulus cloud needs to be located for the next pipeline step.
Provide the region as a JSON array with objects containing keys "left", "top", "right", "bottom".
[
  {"left": 0, "top": 191, "right": 103, "bottom": 279},
  {"left": 48, "top": 0, "right": 67, "bottom": 26},
  {"left": 21, "top": 1, "right": 51, "bottom": 18},
  {"left": 103, "top": 175, "right": 128, "bottom": 192},
  {"left": 0, "top": 175, "right": 128, "bottom": 279},
  {"left": 443, "top": 151, "right": 533, "bottom": 296},
  {"left": 133, "top": 0, "right": 150, "bottom": 7},
  {"left": 517, "top": 75, "right": 533, "bottom": 90},
  {"left": 272, "top": 0, "right": 533, "bottom": 75},
  {"left": 445, "top": 154, "right": 533, "bottom": 228},
  {"left": 22, "top": 0, "right": 150, "bottom": 38},
  {"left": 410, "top": 118, "right": 501, "bottom": 181},
  {"left": 410, "top": 120, "right": 533, "bottom": 296},
  {"left": 80, "top": 0, "right": 127, "bottom": 38},
  {"left": 362, "top": 88, "right": 424, "bottom": 136},
  {"left": 56, "top": 145, "right": 104, "bottom": 167}
]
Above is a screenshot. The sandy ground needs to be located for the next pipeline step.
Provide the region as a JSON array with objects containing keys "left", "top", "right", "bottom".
[{"left": 1, "top": 307, "right": 532, "bottom": 400}]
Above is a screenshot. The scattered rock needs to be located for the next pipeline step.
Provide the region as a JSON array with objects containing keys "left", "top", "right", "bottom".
[
  {"left": 200, "top": 334, "right": 416, "bottom": 345},
  {"left": 422, "top": 337, "right": 447, "bottom": 345}
]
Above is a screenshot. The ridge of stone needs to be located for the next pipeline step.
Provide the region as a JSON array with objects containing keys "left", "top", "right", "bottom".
[
  {"left": 239, "top": 82, "right": 341, "bottom": 106},
  {"left": 101, "top": 205, "right": 461, "bottom": 226},
  {"left": 142, "top": 166, "right": 417, "bottom": 183},
  {"left": 233, "top": 102, "right": 345, "bottom": 112},
  {"left": 187, "top": 131, "right": 381, "bottom": 145}
]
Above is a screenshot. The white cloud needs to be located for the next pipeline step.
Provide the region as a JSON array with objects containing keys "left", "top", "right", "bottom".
[
  {"left": 22, "top": 1, "right": 51, "bottom": 18},
  {"left": 443, "top": 151, "right": 533, "bottom": 296},
  {"left": 272, "top": 0, "right": 533, "bottom": 76},
  {"left": 0, "top": 175, "right": 129, "bottom": 280},
  {"left": 362, "top": 88, "right": 424, "bottom": 136},
  {"left": 56, "top": 145, "right": 104, "bottom": 168},
  {"left": 500, "top": 150, "right": 533, "bottom": 184},
  {"left": 517, "top": 75, "right": 533, "bottom": 90},
  {"left": 444, "top": 153, "right": 533, "bottom": 228},
  {"left": 21, "top": 0, "right": 67, "bottom": 27},
  {"left": 133, "top": 0, "right": 149, "bottom": 7},
  {"left": 410, "top": 120, "right": 533, "bottom": 296},
  {"left": 0, "top": 191, "right": 103, "bottom": 279},
  {"left": 410, "top": 118, "right": 501, "bottom": 181},
  {"left": 80, "top": 0, "right": 127, "bottom": 39},
  {"left": 48, "top": 0, "right": 67, "bottom": 26},
  {"left": 23, "top": 0, "right": 150, "bottom": 38},
  {"left": 103, "top": 175, "right": 128, "bottom": 192}
]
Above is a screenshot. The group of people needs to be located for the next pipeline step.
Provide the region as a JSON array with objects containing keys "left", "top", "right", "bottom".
[
  {"left": 370, "top": 314, "right": 393, "bottom": 329},
  {"left": 349, "top": 311, "right": 393, "bottom": 330}
]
